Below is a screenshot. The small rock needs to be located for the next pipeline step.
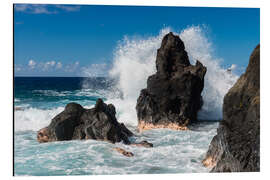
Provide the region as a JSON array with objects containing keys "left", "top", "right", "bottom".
[{"left": 113, "top": 147, "right": 134, "bottom": 157}]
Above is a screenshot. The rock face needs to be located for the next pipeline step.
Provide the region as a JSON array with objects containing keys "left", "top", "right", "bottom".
[
  {"left": 202, "top": 45, "right": 260, "bottom": 172},
  {"left": 37, "top": 99, "right": 133, "bottom": 144},
  {"left": 136, "top": 32, "right": 207, "bottom": 131}
]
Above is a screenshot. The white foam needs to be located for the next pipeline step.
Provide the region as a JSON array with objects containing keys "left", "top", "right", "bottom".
[
  {"left": 74, "top": 89, "right": 108, "bottom": 98},
  {"left": 15, "top": 107, "right": 64, "bottom": 132},
  {"left": 108, "top": 26, "right": 239, "bottom": 124},
  {"left": 32, "top": 90, "right": 72, "bottom": 96},
  {"left": 108, "top": 29, "right": 170, "bottom": 125},
  {"left": 179, "top": 26, "right": 239, "bottom": 119},
  {"left": 14, "top": 122, "right": 219, "bottom": 175}
]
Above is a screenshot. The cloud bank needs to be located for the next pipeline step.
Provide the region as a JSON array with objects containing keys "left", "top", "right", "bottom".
[
  {"left": 14, "top": 4, "right": 81, "bottom": 14},
  {"left": 15, "top": 59, "right": 108, "bottom": 77},
  {"left": 80, "top": 63, "right": 109, "bottom": 77}
]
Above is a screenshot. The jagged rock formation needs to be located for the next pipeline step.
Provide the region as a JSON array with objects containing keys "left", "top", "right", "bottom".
[
  {"left": 202, "top": 45, "right": 260, "bottom": 172},
  {"left": 136, "top": 32, "right": 207, "bottom": 131},
  {"left": 37, "top": 99, "right": 152, "bottom": 148}
]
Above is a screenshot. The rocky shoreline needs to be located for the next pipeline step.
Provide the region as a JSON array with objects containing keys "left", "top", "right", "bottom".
[
  {"left": 36, "top": 33, "right": 260, "bottom": 171},
  {"left": 137, "top": 121, "right": 188, "bottom": 133}
]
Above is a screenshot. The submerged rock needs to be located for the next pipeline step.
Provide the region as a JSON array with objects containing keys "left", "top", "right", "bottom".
[
  {"left": 136, "top": 32, "right": 207, "bottom": 131},
  {"left": 113, "top": 147, "right": 134, "bottom": 157},
  {"left": 202, "top": 45, "right": 260, "bottom": 172},
  {"left": 37, "top": 99, "right": 152, "bottom": 148}
]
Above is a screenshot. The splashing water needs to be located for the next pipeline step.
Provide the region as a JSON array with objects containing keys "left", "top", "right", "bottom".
[
  {"left": 109, "top": 26, "right": 239, "bottom": 125},
  {"left": 15, "top": 107, "right": 64, "bottom": 132},
  {"left": 179, "top": 26, "right": 239, "bottom": 119}
]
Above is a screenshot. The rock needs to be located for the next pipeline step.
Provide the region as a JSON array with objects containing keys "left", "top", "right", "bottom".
[
  {"left": 15, "top": 107, "right": 24, "bottom": 111},
  {"left": 37, "top": 98, "right": 134, "bottom": 144},
  {"left": 136, "top": 32, "right": 207, "bottom": 131},
  {"left": 131, "top": 140, "right": 153, "bottom": 148},
  {"left": 113, "top": 147, "right": 134, "bottom": 157},
  {"left": 202, "top": 45, "right": 260, "bottom": 172}
]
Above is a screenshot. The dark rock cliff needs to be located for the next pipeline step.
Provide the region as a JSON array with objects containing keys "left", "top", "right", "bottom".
[
  {"left": 202, "top": 45, "right": 260, "bottom": 172},
  {"left": 136, "top": 32, "right": 207, "bottom": 131}
]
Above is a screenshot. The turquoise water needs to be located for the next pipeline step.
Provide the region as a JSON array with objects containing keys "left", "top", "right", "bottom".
[
  {"left": 14, "top": 77, "right": 218, "bottom": 175},
  {"left": 15, "top": 125, "right": 217, "bottom": 175}
]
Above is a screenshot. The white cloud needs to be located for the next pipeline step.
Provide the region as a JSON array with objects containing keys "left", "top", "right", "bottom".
[
  {"left": 15, "top": 21, "right": 24, "bottom": 25},
  {"left": 48, "top": 61, "right": 56, "bottom": 66},
  {"left": 28, "top": 59, "right": 36, "bottom": 69},
  {"left": 64, "top": 61, "right": 80, "bottom": 73},
  {"left": 81, "top": 63, "right": 108, "bottom": 77},
  {"left": 55, "top": 5, "right": 81, "bottom": 12},
  {"left": 15, "top": 59, "right": 85, "bottom": 76},
  {"left": 15, "top": 4, "right": 56, "bottom": 14},
  {"left": 32, "top": 5, "right": 54, "bottom": 14},
  {"left": 14, "top": 4, "right": 80, "bottom": 14},
  {"left": 42, "top": 61, "right": 57, "bottom": 71},
  {"left": 15, "top": 67, "right": 21, "bottom": 71},
  {"left": 14, "top": 4, "right": 28, "bottom": 11},
  {"left": 56, "top": 62, "right": 62, "bottom": 69},
  {"left": 15, "top": 64, "right": 23, "bottom": 72}
]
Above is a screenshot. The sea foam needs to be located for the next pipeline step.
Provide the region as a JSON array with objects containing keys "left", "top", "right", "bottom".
[{"left": 15, "top": 107, "right": 64, "bottom": 132}]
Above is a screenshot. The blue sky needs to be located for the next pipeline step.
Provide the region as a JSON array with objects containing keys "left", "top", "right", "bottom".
[{"left": 14, "top": 4, "right": 260, "bottom": 77}]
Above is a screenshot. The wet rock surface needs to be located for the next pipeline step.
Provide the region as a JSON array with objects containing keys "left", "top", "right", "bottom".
[
  {"left": 37, "top": 99, "right": 151, "bottom": 148},
  {"left": 113, "top": 147, "right": 134, "bottom": 157},
  {"left": 136, "top": 32, "right": 207, "bottom": 131},
  {"left": 203, "top": 45, "right": 260, "bottom": 172}
]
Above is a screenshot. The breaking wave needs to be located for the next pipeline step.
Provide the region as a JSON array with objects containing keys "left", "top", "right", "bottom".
[{"left": 109, "top": 26, "right": 239, "bottom": 125}]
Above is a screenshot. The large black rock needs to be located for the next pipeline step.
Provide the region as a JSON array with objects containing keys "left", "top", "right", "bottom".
[
  {"left": 37, "top": 99, "right": 133, "bottom": 144},
  {"left": 136, "top": 32, "right": 207, "bottom": 131},
  {"left": 202, "top": 45, "right": 260, "bottom": 172}
]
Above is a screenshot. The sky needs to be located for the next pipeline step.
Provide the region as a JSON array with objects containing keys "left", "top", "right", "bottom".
[{"left": 14, "top": 4, "right": 260, "bottom": 77}]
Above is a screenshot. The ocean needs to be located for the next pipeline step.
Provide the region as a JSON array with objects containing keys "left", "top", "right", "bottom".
[
  {"left": 14, "top": 26, "right": 239, "bottom": 175},
  {"left": 14, "top": 77, "right": 218, "bottom": 175}
]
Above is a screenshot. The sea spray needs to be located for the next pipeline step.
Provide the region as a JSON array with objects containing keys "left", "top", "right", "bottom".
[
  {"left": 15, "top": 107, "right": 64, "bottom": 132},
  {"left": 179, "top": 26, "right": 239, "bottom": 119},
  {"left": 109, "top": 26, "right": 239, "bottom": 125},
  {"left": 108, "top": 29, "right": 170, "bottom": 126}
]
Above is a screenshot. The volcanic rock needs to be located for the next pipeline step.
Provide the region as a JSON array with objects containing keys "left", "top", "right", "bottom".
[
  {"left": 113, "top": 147, "right": 134, "bottom": 157},
  {"left": 37, "top": 99, "right": 136, "bottom": 145},
  {"left": 202, "top": 45, "right": 260, "bottom": 172},
  {"left": 136, "top": 32, "right": 207, "bottom": 131}
]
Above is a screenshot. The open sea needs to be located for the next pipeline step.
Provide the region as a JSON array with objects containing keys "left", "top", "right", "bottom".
[{"left": 14, "top": 26, "right": 239, "bottom": 175}]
